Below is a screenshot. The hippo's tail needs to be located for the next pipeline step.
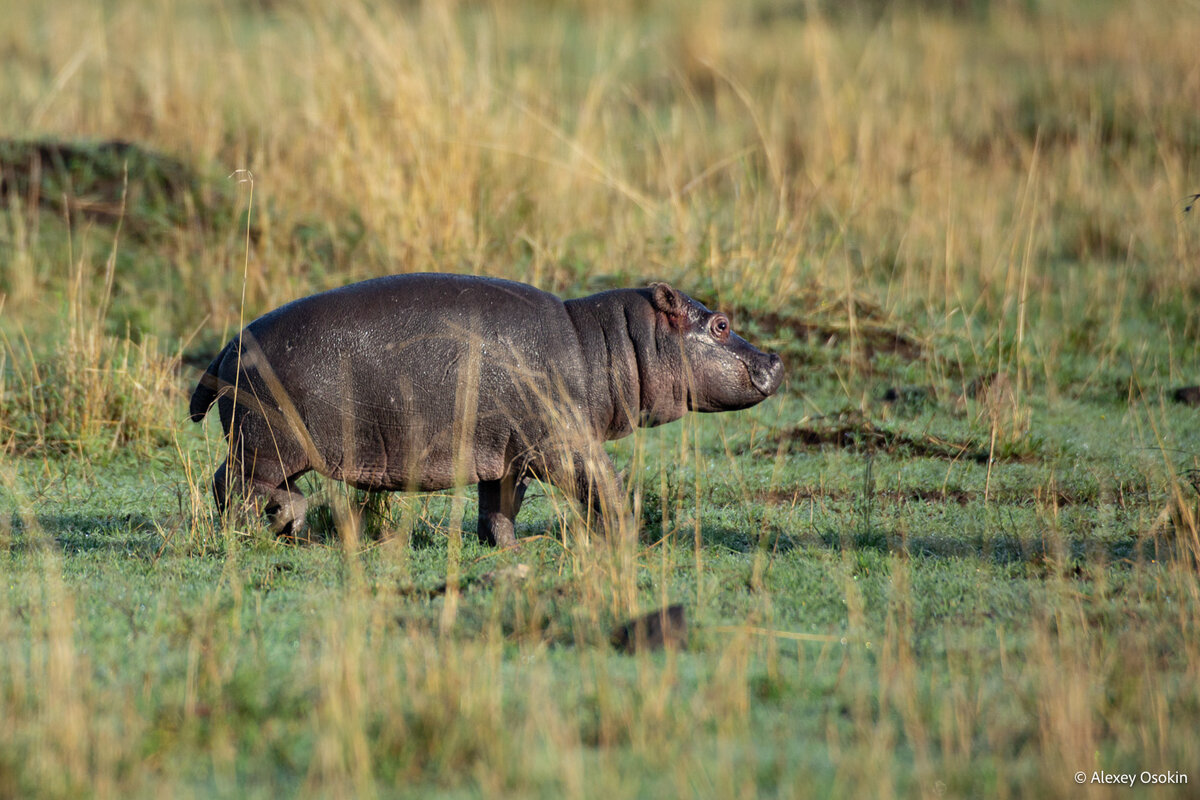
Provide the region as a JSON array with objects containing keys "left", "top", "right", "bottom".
[{"left": 188, "top": 342, "right": 232, "bottom": 422}]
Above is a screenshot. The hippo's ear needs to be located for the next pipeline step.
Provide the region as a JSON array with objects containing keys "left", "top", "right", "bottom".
[{"left": 650, "top": 282, "right": 687, "bottom": 318}]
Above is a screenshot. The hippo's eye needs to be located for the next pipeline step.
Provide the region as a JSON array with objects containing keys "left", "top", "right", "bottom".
[{"left": 710, "top": 315, "right": 730, "bottom": 340}]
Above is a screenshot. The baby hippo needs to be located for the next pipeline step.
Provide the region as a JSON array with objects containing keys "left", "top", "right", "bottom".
[{"left": 189, "top": 273, "right": 784, "bottom": 545}]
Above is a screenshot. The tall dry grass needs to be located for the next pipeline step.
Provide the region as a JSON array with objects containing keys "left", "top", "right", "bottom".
[
  {"left": 0, "top": 190, "right": 180, "bottom": 455},
  {"left": 0, "top": 0, "right": 1194, "bottom": 444},
  {"left": 2, "top": 0, "right": 1192, "bottom": 324}
]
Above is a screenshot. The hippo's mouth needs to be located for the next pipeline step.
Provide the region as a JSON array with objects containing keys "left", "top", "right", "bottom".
[
  {"left": 749, "top": 370, "right": 773, "bottom": 397},
  {"left": 746, "top": 353, "right": 784, "bottom": 397}
]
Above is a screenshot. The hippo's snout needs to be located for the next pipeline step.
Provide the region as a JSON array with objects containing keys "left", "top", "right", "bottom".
[{"left": 749, "top": 353, "right": 784, "bottom": 397}]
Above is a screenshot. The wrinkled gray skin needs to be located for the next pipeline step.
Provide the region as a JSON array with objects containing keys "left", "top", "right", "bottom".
[{"left": 189, "top": 273, "right": 784, "bottom": 545}]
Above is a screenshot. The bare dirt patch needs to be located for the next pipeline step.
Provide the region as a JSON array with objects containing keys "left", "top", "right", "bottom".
[
  {"left": 762, "top": 409, "right": 1040, "bottom": 464},
  {"left": 745, "top": 307, "right": 923, "bottom": 362},
  {"left": 0, "top": 138, "right": 229, "bottom": 237}
]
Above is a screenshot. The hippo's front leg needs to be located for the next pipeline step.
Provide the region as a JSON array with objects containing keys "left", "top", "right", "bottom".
[
  {"left": 477, "top": 471, "right": 532, "bottom": 547},
  {"left": 564, "top": 449, "right": 629, "bottom": 539}
]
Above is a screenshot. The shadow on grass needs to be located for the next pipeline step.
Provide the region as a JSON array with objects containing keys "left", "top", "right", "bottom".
[
  {"left": 814, "top": 526, "right": 1170, "bottom": 575},
  {"left": 7, "top": 507, "right": 1183, "bottom": 578},
  {"left": 3, "top": 512, "right": 165, "bottom": 557},
  {"left": 699, "top": 519, "right": 1178, "bottom": 575}
]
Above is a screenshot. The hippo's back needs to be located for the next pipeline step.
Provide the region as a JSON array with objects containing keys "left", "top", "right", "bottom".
[
  {"left": 221, "top": 273, "right": 587, "bottom": 489},
  {"left": 248, "top": 273, "right": 564, "bottom": 348}
]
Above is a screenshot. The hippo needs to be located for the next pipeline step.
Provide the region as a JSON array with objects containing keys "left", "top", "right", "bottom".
[{"left": 189, "top": 273, "right": 784, "bottom": 545}]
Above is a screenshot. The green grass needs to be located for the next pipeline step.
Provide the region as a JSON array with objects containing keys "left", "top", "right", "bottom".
[
  {"left": 2, "top": 0, "right": 1200, "bottom": 796},
  {"left": 4, "top": 385, "right": 1199, "bottom": 797}
]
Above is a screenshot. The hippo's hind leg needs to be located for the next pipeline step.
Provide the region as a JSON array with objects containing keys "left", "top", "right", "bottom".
[
  {"left": 477, "top": 471, "right": 532, "bottom": 547},
  {"left": 207, "top": 370, "right": 314, "bottom": 537},
  {"left": 211, "top": 455, "right": 310, "bottom": 539},
  {"left": 262, "top": 477, "right": 309, "bottom": 539},
  {"left": 212, "top": 459, "right": 232, "bottom": 517}
]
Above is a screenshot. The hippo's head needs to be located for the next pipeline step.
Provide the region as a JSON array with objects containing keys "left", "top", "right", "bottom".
[{"left": 649, "top": 283, "right": 784, "bottom": 414}]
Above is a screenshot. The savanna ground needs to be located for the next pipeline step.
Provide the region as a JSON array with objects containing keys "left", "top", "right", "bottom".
[{"left": 1, "top": 0, "right": 1199, "bottom": 797}]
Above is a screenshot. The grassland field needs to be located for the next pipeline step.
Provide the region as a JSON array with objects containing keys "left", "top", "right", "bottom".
[{"left": 2, "top": 0, "right": 1200, "bottom": 797}]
